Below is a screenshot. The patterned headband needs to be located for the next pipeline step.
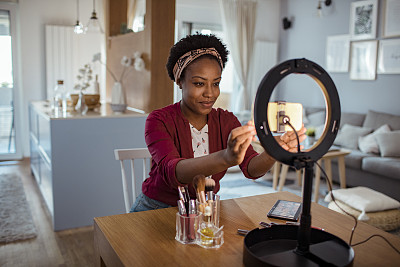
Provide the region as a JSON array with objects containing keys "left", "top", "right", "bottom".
[{"left": 172, "top": 47, "right": 223, "bottom": 83}]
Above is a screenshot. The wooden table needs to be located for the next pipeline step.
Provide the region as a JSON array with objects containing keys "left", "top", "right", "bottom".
[
  {"left": 273, "top": 149, "right": 351, "bottom": 202},
  {"left": 313, "top": 149, "right": 351, "bottom": 202},
  {"left": 94, "top": 192, "right": 400, "bottom": 266}
]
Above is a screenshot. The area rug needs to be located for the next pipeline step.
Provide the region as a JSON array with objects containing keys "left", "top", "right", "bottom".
[{"left": 0, "top": 173, "right": 37, "bottom": 243}]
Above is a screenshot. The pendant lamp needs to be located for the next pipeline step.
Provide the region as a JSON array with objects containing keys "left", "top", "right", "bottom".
[
  {"left": 73, "top": 0, "right": 84, "bottom": 34},
  {"left": 85, "top": 0, "right": 104, "bottom": 34}
]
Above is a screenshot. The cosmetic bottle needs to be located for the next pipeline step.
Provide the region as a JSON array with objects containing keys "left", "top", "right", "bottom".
[{"left": 188, "top": 200, "right": 197, "bottom": 240}]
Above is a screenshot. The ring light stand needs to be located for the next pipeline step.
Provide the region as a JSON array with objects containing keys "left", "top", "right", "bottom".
[{"left": 243, "top": 59, "right": 354, "bottom": 266}]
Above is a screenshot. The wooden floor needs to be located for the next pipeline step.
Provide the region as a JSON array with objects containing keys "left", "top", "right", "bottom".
[{"left": 0, "top": 159, "right": 94, "bottom": 267}]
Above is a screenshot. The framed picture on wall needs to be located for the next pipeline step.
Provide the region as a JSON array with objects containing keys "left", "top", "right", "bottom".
[
  {"left": 350, "top": 40, "right": 378, "bottom": 80},
  {"left": 326, "top": 35, "right": 350, "bottom": 73},
  {"left": 349, "top": 0, "right": 378, "bottom": 40},
  {"left": 378, "top": 39, "right": 400, "bottom": 74},
  {"left": 383, "top": 0, "right": 400, "bottom": 38}
]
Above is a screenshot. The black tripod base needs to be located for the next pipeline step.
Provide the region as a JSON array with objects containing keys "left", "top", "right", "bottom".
[{"left": 243, "top": 225, "right": 354, "bottom": 267}]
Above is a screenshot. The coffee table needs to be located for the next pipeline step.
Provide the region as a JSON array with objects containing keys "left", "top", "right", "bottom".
[{"left": 273, "top": 149, "right": 351, "bottom": 202}]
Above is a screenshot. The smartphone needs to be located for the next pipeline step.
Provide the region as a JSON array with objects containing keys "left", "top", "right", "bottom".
[
  {"left": 267, "top": 101, "right": 303, "bottom": 133},
  {"left": 267, "top": 200, "right": 302, "bottom": 221}
]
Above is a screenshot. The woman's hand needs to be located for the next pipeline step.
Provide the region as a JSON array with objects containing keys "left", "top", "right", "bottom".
[
  {"left": 223, "top": 121, "right": 257, "bottom": 166},
  {"left": 276, "top": 125, "right": 307, "bottom": 152}
]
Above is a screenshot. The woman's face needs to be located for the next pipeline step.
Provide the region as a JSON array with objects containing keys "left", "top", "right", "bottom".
[{"left": 178, "top": 56, "right": 222, "bottom": 122}]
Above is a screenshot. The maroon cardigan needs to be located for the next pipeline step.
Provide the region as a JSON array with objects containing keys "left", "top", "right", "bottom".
[{"left": 142, "top": 102, "right": 259, "bottom": 206}]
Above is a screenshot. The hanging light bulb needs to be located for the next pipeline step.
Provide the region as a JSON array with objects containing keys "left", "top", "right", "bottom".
[
  {"left": 74, "top": 0, "right": 84, "bottom": 34},
  {"left": 85, "top": 0, "right": 104, "bottom": 34},
  {"left": 316, "top": 0, "right": 332, "bottom": 18},
  {"left": 317, "top": 1, "right": 322, "bottom": 18}
]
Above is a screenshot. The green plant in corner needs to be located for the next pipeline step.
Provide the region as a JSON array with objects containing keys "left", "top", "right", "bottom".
[{"left": 306, "top": 127, "right": 316, "bottom": 137}]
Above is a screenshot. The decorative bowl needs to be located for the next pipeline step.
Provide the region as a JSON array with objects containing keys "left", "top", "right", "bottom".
[{"left": 71, "top": 94, "right": 100, "bottom": 110}]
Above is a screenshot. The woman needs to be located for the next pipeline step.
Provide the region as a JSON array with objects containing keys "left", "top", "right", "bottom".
[{"left": 131, "top": 33, "right": 306, "bottom": 212}]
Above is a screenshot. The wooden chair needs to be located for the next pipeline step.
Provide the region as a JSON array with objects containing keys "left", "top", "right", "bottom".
[{"left": 114, "top": 148, "right": 151, "bottom": 213}]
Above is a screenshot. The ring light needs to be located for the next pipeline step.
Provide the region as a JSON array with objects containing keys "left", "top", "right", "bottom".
[
  {"left": 254, "top": 58, "right": 341, "bottom": 168},
  {"left": 244, "top": 58, "right": 354, "bottom": 267}
]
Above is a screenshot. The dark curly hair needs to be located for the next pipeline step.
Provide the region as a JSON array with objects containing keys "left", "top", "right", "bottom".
[{"left": 166, "top": 33, "right": 229, "bottom": 81}]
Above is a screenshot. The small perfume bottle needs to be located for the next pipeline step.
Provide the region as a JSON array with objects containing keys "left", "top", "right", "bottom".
[{"left": 93, "top": 75, "right": 100, "bottom": 95}]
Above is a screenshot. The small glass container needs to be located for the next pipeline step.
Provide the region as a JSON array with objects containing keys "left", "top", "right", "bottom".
[
  {"left": 175, "top": 211, "right": 202, "bottom": 245},
  {"left": 197, "top": 193, "right": 220, "bottom": 227},
  {"left": 196, "top": 224, "right": 224, "bottom": 249}
]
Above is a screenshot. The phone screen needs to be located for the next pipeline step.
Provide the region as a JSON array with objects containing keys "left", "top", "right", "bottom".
[{"left": 267, "top": 102, "right": 303, "bottom": 133}]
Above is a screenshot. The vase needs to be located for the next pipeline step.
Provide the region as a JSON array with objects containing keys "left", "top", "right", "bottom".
[
  {"left": 110, "top": 82, "right": 127, "bottom": 113},
  {"left": 306, "top": 136, "right": 315, "bottom": 148},
  {"left": 75, "top": 90, "right": 88, "bottom": 115}
]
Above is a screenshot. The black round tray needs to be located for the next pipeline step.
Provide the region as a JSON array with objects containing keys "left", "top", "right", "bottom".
[{"left": 243, "top": 225, "right": 354, "bottom": 267}]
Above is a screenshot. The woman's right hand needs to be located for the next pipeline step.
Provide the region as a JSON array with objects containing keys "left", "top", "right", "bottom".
[{"left": 223, "top": 121, "right": 257, "bottom": 166}]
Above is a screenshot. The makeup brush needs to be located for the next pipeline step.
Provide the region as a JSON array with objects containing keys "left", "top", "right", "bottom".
[
  {"left": 180, "top": 186, "right": 189, "bottom": 216},
  {"left": 192, "top": 174, "right": 206, "bottom": 204},
  {"left": 205, "top": 177, "right": 215, "bottom": 192}
]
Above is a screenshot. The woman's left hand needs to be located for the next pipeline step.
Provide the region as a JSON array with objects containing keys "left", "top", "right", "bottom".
[{"left": 276, "top": 125, "right": 307, "bottom": 152}]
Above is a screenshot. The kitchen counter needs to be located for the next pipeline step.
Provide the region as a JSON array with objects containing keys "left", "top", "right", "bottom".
[
  {"left": 31, "top": 101, "right": 146, "bottom": 119},
  {"left": 29, "top": 101, "right": 148, "bottom": 230}
]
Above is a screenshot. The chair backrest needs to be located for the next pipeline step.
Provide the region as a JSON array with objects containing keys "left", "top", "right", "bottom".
[{"left": 114, "top": 148, "right": 152, "bottom": 213}]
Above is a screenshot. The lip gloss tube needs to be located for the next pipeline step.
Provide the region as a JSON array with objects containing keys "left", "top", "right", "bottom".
[{"left": 188, "top": 200, "right": 197, "bottom": 241}]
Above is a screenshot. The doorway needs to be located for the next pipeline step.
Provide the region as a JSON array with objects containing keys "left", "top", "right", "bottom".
[{"left": 0, "top": 3, "right": 22, "bottom": 160}]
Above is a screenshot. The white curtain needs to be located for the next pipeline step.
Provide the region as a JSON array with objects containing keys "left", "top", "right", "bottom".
[
  {"left": 219, "top": 0, "right": 257, "bottom": 112},
  {"left": 127, "top": 0, "right": 146, "bottom": 32},
  {"left": 250, "top": 40, "right": 278, "bottom": 104}
]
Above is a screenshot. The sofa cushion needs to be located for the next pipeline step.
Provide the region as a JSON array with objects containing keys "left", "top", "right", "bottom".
[
  {"left": 341, "top": 112, "right": 366, "bottom": 128},
  {"left": 343, "top": 150, "right": 372, "bottom": 169},
  {"left": 358, "top": 124, "right": 391, "bottom": 154},
  {"left": 375, "top": 131, "right": 400, "bottom": 157},
  {"left": 305, "top": 107, "right": 325, "bottom": 117},
  {"left": 334, "top": 124, "right": 372, "bottom": 149},
  {"left": 324, "top": 187, "right": 400, "bottom": 220},
  {"left": 362, "top": 157, "right": 400, "bottom": 181},
  {"left": 306, "top": 111, "right": 325, "bottom": 127},
  {"left": 363, "top": 110, "right": 400, "bottom": 131}
]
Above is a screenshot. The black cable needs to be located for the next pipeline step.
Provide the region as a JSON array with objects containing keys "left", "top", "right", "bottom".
[
  {"left": 315, "top": 161, "right": 400, "bottom": 255},
  {"left": 283, "top": 122, "right": 358, "bottom": 243},
  {"left": 280, "top": 120, "right": 400, "bottom": 255},
  {"left": 282, "top": 116, "right": 300, "bottom": 153},
  {"left": 314, "top": 161, "right": 357, "bottom": 245},
  {"left": 352, "top": 234, "right": 400, "bottom": 254}
]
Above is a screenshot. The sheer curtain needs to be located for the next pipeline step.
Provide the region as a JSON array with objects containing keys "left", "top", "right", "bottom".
[
  {"left": 127, "top": 0, "right": 138, "bottom": 28},
  {"left": 219, "top": 0, "right": 257, "bottom": 112},
  {"left": 127, "top": 0, "right": 146, "bottom": 32}
]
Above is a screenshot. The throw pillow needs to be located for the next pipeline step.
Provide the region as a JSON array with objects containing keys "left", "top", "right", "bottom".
[
  {"left": 340, "top": 112, "right": 366, "bottom": 128},
  {"left": 363, "top": 110, "right": 400, "bottom": 131},
  {"left": 306, "top": 111, "right": 326, "bottom": 127},
  {"left": 324, "top": 186, "right": 400, "bottom": 221},
  {"left": 358, "top": 124, "right": 391, "bottom": 154},
  {"left": 334, "top": 124, "right": 372, "bottom": 149},
  {"left": 375, "top": 131, "right": 400, "bottom": 157},
  {"left": 315, "top": 124, "right": 325, "bottom": 139},
  {"left": 302, "top": 107, "right": 309, "bottom": 125}
]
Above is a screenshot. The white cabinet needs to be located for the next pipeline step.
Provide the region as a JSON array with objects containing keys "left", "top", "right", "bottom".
[{"left": 29, "top": 102, "right": 147, "bottom": 230}]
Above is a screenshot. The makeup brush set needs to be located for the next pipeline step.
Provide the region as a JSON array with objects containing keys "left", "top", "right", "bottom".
[{"left": 175, "top": 175, "right": 224, "bottom": 248}]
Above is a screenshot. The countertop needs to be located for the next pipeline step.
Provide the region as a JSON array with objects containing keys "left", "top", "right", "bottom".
[{"left": 31, "top": 101, "right": 147, "bottom": 120}]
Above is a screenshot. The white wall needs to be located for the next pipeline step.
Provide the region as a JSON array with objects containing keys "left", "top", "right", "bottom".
[
  {"left": 176, "top": 0, "right": 280, "bottom": 47},
  {"left": 18, "top": 0, "right": 104, "bottom": 157},
  {"left": 278, "top": 0, "right": 400, "bottom": 115}
]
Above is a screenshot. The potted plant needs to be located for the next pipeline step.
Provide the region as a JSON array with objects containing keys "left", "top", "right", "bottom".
[{"left": 305, "top": 127, "right": 316, "bottom": 146}]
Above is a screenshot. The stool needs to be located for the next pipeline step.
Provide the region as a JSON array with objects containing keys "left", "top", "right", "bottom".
[{"left": 328, "top": 200, "right": 400, "bottom": 231}]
